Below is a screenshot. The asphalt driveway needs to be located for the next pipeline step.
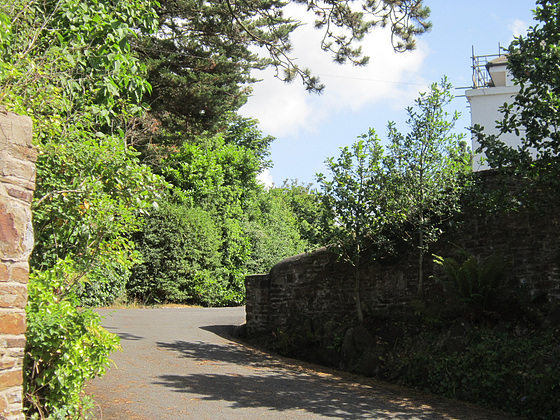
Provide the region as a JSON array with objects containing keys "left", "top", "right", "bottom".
[{"left": 86, "top": 307, "right": 518, "bottom": 419}]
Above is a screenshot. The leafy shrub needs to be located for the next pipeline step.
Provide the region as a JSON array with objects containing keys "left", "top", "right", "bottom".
[
  {"left": 244, "top": 191, "right": 308, "bottom": 274},
  {"left": 76, "top": 259, "right": 131, "bottom": 307},
  {"left": 128, "top": 202, "right": 240, "bottom": 305},
  {"left": 267, "top": 181, "right": 325, "bottom": 247},
  {"left": 214, "top": 217, "right": 250, "bottom": 305},
  {"left": 393, "top": 326, "right": 560, "bottom": 419},
  {"left": 24, "top": 260, "right": 120, "bottom": 419}
]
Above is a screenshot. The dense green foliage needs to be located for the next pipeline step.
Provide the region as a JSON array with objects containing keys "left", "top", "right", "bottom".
[
  {"left": 162, "top": 134, "right": 261, "bottom": 210},
  {"left": 150, "top": 134, "right": 263, "bottom": 304},
  {"left": 128, "top": 133, "right": 312, "bottom": 305},
  {"left": 33, "top": 134, "right": 163, "bottom": 272},
  {"left": 263, "top": 313, "right": 560, "bottom": 420},
  {"left": 392, "top": 324, "right": 560, "bottom": 419},
  {"left": 128, "top": 203, "right": 229, "bottom": 305},
  {"left": 244, "top": 189, "right": 309, "bottom": 273},
  {"left": 1, "top": 0, "right": 167, "bottom": 276},
  {"left": 266, "top": 180, "right": 325, "bottom": 247},
  {"left": 127, "top": 189, "right": 311, "bottom": 306},
  {"left": 24, "top": 261, "right": 121, "bottom": 419}
]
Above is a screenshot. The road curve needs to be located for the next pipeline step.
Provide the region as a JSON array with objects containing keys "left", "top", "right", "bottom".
[{"left": 86, "top": 307, "right": 516, "bottom": 420}]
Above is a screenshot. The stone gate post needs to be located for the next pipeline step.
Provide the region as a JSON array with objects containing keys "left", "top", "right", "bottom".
[{"left": 0, "top": 110, "right": 36, "bottom": 420}]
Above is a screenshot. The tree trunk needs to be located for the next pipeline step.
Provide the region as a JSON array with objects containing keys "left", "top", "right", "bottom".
[
  {"left": 355, "top": 265, "right": 364, "bottom": 324},
  {"left": 418, "top": 224, "right": 424, "bottom": 295}
]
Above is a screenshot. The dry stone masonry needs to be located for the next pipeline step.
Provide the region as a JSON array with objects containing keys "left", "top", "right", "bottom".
[
  {"left": 246, "top": 172, "right": 560, "bottom": 336},
  {"left": 245, "top": 247, "right": 420, "bottom": 335},
  {"left": 0, "top": 110, "right": 36, "bottom": 420}
]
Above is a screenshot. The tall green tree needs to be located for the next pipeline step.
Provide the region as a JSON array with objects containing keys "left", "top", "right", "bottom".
[
  {"left": 474, "top": 0, "right": 560, "bottom": 177},
  {"left": 243, "top": 189, "right": 308, "bottom": 274},
  {"left": 0, "top": 0, "right": 166, "bottom": 415},
  {"left": 386, "top": 78, "right": 471, "bottom": 293},
  {"left": 129, "top": 0, "right": 259, "bottom": 153},
  {"left": 317, "top": 131, "right": 388, "bottom": 323},
  {"left": 268, "top": 180, "right": 326, "bottom": 247},
  {"left": 130, "top": 0, "right": 432, "bottom": 156}
]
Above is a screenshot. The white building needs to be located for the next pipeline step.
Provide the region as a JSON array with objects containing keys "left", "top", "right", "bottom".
[{"left": 465, "top": 53, "right": 523, "bottom": 171}]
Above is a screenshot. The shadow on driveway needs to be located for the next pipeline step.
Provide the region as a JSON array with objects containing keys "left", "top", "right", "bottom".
[
  {"left": 87, "top": 308, "right": 518, "bottom": 420},
  {"left": 154, "top": 338, "right": 514, "bottom": 420}
]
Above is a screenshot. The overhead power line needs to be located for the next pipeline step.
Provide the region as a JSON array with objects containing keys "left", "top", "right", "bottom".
[{"left": 314, "top": 72, "right": 427, "bottom": 86}]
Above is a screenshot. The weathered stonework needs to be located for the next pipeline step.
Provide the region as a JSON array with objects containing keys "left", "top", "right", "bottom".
[
  {"left": 245, "top": 247, "right": 420, "bottom": 335},
  {"left": 0, "top": 110, "right": 36, "bottom": 420},
  {"left": 246, "top": 171, "right": 560, "bottom": 336}
]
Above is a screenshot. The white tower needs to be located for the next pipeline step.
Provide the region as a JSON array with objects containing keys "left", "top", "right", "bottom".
[{"left": 465, "top": 52, "right": 523, "bottom": 171}]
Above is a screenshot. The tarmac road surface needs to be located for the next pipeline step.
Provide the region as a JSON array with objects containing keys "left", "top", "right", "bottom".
[{"left": 86, "top": 307, "right": 518, "bottom": 420}]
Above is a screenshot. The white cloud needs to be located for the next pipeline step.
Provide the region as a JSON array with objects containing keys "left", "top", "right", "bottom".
[
  {"left": 509, "top": 19, "right": 528, "bottom": 38},
  {"left": 239, "top": 5, "right": 428, "bottom": 139},
  {"left": 257, "top": 168, "right": 274, "bottom": 189},
  {"left": 241, "top": 75, "right": 314, "bottom": 137}
]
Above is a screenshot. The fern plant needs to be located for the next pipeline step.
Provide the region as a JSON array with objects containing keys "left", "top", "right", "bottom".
[{"left": 434, "top": 252, "right": 506, "bottom": 311}]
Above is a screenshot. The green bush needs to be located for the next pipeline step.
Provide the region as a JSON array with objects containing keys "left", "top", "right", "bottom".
[
  {"left": 244, "top": 191, "right": 308, "bottom": 274},
  {"left": 76, "top": 259, "right": 130, "bottom": 307},
  {"left": 24, "top": 260, "right": 120, "bottom": 419},
  {"left": 128, "top": 202, "right": 241, "bottom": 305},
  {"left": 393, "top": 327, "right": 560, "bottom": 419}
]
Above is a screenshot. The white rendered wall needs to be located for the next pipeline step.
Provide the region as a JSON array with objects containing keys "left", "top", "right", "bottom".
[{"left": 466, "top": 84, "right": 522, "bottom": 171}]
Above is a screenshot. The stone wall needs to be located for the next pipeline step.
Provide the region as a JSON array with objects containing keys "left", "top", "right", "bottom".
[
  {"left": 245, "top": 172, "right": 560, "bottom": 335},
  {"left": 245, "top": 247, "right": 420, "bottom": 335},
  {"left": 0, "top": 110, "right": 36, "bottom": 420}
]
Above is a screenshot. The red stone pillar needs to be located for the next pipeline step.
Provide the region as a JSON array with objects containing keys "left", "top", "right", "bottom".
[{"left": 0, "top": 110, "right": 36, "bottom": 420}]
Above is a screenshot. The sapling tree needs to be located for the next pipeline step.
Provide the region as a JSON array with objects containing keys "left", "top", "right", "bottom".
[
  {"left": 386, "top": 78, "right": 471, "bottom": 294},
  {"left": 317, "top": 131, "right": 388, "bottom": 323}
]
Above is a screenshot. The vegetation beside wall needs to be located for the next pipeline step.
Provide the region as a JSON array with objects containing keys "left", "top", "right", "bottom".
[
  {"left": 24, "top": 263, "right": 120, "bottom": 419},
  {"left": 253, "top": 311, "right": 559, "bottom": 420},
  {"left": 246, "top": 262, "right": 560, "bottom": 419},
  {"left": 391, "top": 322, "right": 559, "bottom": 419},
  {"left": 244, "top": 171, "right": 560, "bottom": 420}
]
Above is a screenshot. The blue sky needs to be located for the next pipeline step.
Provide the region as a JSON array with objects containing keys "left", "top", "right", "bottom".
[{"left": 239, "top": 0, "right": 537, "bottom": 186}]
